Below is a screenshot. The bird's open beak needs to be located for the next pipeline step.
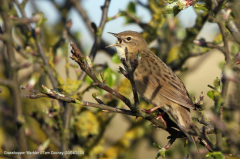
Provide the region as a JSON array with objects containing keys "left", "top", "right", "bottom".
[{"left": 105, "top": 32, "right": 123, "bottom": 48}]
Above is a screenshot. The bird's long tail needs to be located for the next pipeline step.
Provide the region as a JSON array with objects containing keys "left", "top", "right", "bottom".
[
  {"left": 179, "top": 127, "right": 201, "bottom": 159},
  {"left": 169, "top": 105, "right": 202, "bottom": 159},
  {"left": 190, "top": 135, "right": 201, "bottom": 159}
]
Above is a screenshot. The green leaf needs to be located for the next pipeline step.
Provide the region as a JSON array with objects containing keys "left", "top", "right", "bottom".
[
  {"left": 219, "top": 61, "right": 226, "bottom": 69},
  {"left": 207, "top": 85, "right": 215, "bottom": 90},
  {"left": 123, "top": 2, "right": 140, "bottom": 24},
  {"left": 164, "top": 2, "right": 178, "bottom": 14},
  {"left": 166, "top": 0, "right": 177, "bottom": 4},
  {"left": 111, "top": 53, "right": 121, "bottom": 64},
  {"left": 85, "top": 75, "right": 93, "bottom": 85},
  {"left": 98, "top": 87, "right": 104, "bottom": 95},
  {"left": 177, "top": 2, "right": 185, "bottom": 10},
  {"left": 207, "top": 90, "right": 214, "bottom": 101},
  {"left": 181, "top": 67, "right": 188, "bottom": 72},
  {"left": 153, "top": 142, "right": 162, "bottom": 149},
  {"left": 206, "top": 151, "right": 224, "bottom": 159},
  {"left": 75, "top": 99, "right": 83, "bottom": 106},
  {"left": 35, "top": 12, "right": 47, "bottom": 27},
  {"left": 221, "top": 4, "right": 227, "bottom": 10},
  {"left": 73, "top": 31, "right": 81, "bottom": 40},
  {"left": 155, "top": 152, "right": 161, "bottom": 159},
  {"left": 160, "top": 150, "right": 165, "bottom": 158},
  {"left": 126, "top": 2, "right": 136, "bottom": 14},
  {"left": 213, "top": 77, "right": 221, "bottom": 88},
  {"left": 104, "top": 68, "right": 117, "bottom": 87},
  {"left": 155, "top": 149, "right": 166, "bottom": 159},
  {"left": 231, "top": 43, "right": 240, "bottom": 55},
  {"left": 194, "top": 3, "right": 225, "bottom": 13},
  {"left": 173, "top": 5, "right": 181, "bottom": 16},
  {"left": 194, "top": 4, "right": 210, "bottom": 13},
  {"left": 37, "top": 138, "right": 50, "bottom": 151}
]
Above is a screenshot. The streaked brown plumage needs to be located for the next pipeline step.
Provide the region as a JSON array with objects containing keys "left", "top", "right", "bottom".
[{"left": 107, "top": 31, "right": 200, "bottom": 157}]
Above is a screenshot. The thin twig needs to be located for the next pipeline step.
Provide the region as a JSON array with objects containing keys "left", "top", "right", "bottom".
[
  {"left": 13, "top": 0, "right": 32, "bottom": 32},
  {"left": 208, "top": 112, "right": 240, "bottom": 148},
  {"left": 70, "top": 42, "right": 134, "bottom": 110},
  {"left": 218, "top": 22, "right": 231, "bottom": 100},
  {"left": 121, "top": 48, "right": 141, "bottom": 109},
  {"left": 193, "top": 39, "right": 225, "bottom": 53},
  {"left": 211, "top": 0, "right": 240, "bottom": 45},
  {"left": 192, "top": 117, "right": 212, "bottom": 126},
  {"left": 12, "top": 17, "right": 40, "bottom": 25},
  {"left": 36, "top": 41, "right": 58, "bottom": 88},
  {"left": 78, "top": 0, "right": 110, "bottom": 80},
  {"left": 42, "top": 124, "right": 61, "bottom": 148},
  {"left": 120, "top": 11, "right": 149, "bottom": 30},
  {"left": 198, "top": 126, "right": 213, "bottom": 152},
  {"left": 21, "top": 86, "right": 136, "bottom": 116},
  {"left": 21, "top": 84, "right": 219, "bottom": 142},
  {"left": 0, "top": 1, "right": 29, "bottom": 158}
]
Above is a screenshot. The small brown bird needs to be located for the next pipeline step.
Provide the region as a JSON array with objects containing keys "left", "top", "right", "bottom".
[{"left": 106, "top": 31, "right": 200, "bottom": 157}]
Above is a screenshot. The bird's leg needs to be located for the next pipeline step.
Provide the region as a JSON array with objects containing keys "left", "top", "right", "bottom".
[
  {"left": 140, "top": 105, "right": 163, "bottom": 114},
  {"left": 156, "top": 112, "right": 167, "bottom": 126},
  {"left": 141, "top": 105, "right": 167, "bottom": 126}
]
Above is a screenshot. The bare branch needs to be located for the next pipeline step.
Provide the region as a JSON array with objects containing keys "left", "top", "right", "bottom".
[
  {"left": 70, "top": 41, "right": 134, "bottom": 110},
  {"left": 20, "top": 85, "right": 136, "bottom": 116},
  {"left": 78, "top": 0, "right": 110, "bottom": 80},
  {"left": 211, "top": 0, "right": 240, "bottom": 45},
  {"left": 0, "top": 1, "right": 28, "bottom": 158},
  {"left": 193, "top": 39, "right": 225, "bottom": 53},
  {"left": 13, "top": 0, "right": 32, "bottom": 31},
  {"left": 121, "top": 48, "right": 141, "bottom": 108},
  {"left": 12, "top": 16, "right": 40, "bottom": 25}
]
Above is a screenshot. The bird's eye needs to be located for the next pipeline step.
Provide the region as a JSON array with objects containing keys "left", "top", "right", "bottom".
[{"left": 127, "top": 37, "right": 131, "bottom": 41}]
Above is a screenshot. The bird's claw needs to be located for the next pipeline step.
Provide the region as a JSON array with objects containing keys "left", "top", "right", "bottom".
[{"left": 156, "top": 112, "right": 167, "bottom": 126}]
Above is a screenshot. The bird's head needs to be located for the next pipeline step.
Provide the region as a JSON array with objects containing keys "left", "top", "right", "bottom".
[{"left": 106, "top": 31, "right": 148, "bottom": 60}]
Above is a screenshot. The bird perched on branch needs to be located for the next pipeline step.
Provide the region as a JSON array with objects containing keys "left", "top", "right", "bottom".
[{"left": 106, "top": 30, "right": 200, "bottom": 158}]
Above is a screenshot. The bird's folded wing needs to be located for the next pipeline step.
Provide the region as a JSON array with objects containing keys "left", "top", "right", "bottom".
[
  {"left": 159, "top": 82, "right": 196, "bottom": 109},
  {"left": 141, "top": 72, "right": 195, "bottom": 110}
]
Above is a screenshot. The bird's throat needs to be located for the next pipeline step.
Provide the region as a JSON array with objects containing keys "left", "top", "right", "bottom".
[{"left": 115, "top": 46, "right": 126, "bottom": 60}]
